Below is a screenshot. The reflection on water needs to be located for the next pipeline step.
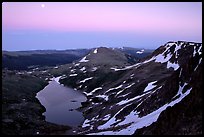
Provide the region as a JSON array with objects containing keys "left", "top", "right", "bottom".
[{"left": 36, "top": 79, "right": 87, "bottom": 127}]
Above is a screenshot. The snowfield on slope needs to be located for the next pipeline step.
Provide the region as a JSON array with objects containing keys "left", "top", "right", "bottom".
[
  {"left": 79, "top": 56, "right": 89, "bottom": 63},
  {"left": 88, "top": 83, "right": 192, "bottom": 135}
]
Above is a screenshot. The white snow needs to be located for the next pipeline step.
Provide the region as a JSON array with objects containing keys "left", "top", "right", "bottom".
[
  {"left": 97, "top": 103, "right": 132, "bottom": 130},
  {"left": 82, "top": 119, "right": 91, "bottom": 128},
  {"left": 155, "top": 53, "right": 172, "bottom": 63},
  {"left": 189, "top": 42, "right": 194, "bottom": 45},
  {"left": 198, "top": 45, "right": 202, "bottom": 55},
  {"left": 60, "top": 75, "right": 67, "bottom": 79},
  {"left": 41, "top": 70, "right": 47, "bottom": 73},
  {"left": 117, "top": 85, "right": 161, "bottom": 106},
  {"left": 166, "top": 42, "right": 176, "bottom": 47},
  {"left": 116, "top": 83, "right": 135, "bottom": 95},
  {"left": 125, "top": 83, "right": 135, "bottom": 89},
  {"left": 95, "top": 94, "right": 109, "bottom": 101},
  {"left": 105, "top": 85, "right": 123, "bottom": 94},
  {"left": 79, "top": 56, "right": 89, "bottom": 63},
  {"left": 136, "top": 49, "right": 144, "bottom": 54},
  {"left": 69, "top": 74, "right": 77, "bottom": 76},
  {"left": 110, "top": 42, "right": 181, "bottom": 71},
  {"left": 167, "top": 61, "right": 180, "bottom": 70},
  {"left": 90, "top": 83, "right": 192, "bottom": 135},
  {"left": 120, "top": 92, "right": 131, "bottom": 97},
  {"left": 70, "top": 69, "right": 76, "bottom": 73},
  {"left": 179, "top": 68, "right": 182, "bottom": 77},
  {"left": 91, "top": 67, "right": 98, "bottom": 71},
  {"left": 16, "top": 72, "right": 24, "bottom": 75},
  {"left": 80, "top": 67, "right": 86, "bottom": 71},
  {"left": 193, "top": 45, "right": 202, "bottom": 57},
  {"left": 54, "top": 76, "right": 62, "bottom": 84},
  {"left": 136, "top": 51, "right": 143, "bottom": 54},
  {"left": 103, "top": 114, "right": 111, "bottom": 121},
  {"left": 194, "top": 58, "right": 202, "bottom": 71},
  {"left": 110, "top": 63, "right": 141, "bottom": 71},
  {"left": 173, "top": 83, "right": 188, "bottom": 98},
  {"left": 79, "top": 85, "right": 82, "bottom": 88},
  {"left": 75, "top": 63, "right": 80, "bottom": 66},
  {"left": 130, "top": 74, "right": 134, "bottom": 77},
  {"left": 54, "top": 66, "right": 58, "bottom": 69},
  {"left": 79, "top": 77, "right": 93, "bottom": 83},
  {"left": 33, "top": 67, "right": 39, "bottom": 70},
  {"left": 27, "top": 71, "right": 33, "bottom": 74},
  {"left": 141, "top": 43, "right": 181, "bottom": 71},
  {"left": 87, "top": 87, "right": 102, "bottom": 96},
  {"left": 143, "top": 81, "right": 157, "bottom": 92},
  {"left": 93, "top": 48, "right": 98, "bottom": 54}
]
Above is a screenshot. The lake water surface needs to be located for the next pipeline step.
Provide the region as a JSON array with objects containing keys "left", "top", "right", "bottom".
[{"left": 36, "top": 77, "right": 87, "bottom": 127}]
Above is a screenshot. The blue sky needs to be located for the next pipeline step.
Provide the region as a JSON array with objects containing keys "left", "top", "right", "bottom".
[{"left": 2, "top": 2, "right": 202, "bottom": 51}]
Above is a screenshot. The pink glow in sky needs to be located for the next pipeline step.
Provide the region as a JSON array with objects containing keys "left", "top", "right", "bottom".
[
  {"left": 2, "top": 2, "right": 202, "bottom": 35},
  {"left": 2, "top": 2, "right": 202, "bottom": 51}
]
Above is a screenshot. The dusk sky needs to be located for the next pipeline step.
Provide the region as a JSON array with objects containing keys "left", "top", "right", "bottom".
[{"left": 2, "top": 2, "right": 202, "bottom": 51}]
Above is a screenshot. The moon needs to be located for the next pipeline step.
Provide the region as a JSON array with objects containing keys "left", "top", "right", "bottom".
[{"left": 41, "top": 4, "right": 45, "bottom": 8}]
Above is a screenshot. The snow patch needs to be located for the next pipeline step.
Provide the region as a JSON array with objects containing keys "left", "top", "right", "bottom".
[
  {"left": 82, "top": 119, "right": 91, "bottom": 128},
  {"left": 69, "top": 74, "right": 77, "bottom": 77},
  {"left": 93, "top": 48, "right": 98, "bottom": 54},
  {"left": 70, "top": 69, "right": 76, "bottom": 73},
  {"left": 54, "top": 76, "right": 62, "bottom": 84},
  {"left": 91, "top": 83, "right": 192, "bottom": 135},
  {"left": 79, "top": 56, "right": 89, "bottom": 63},
  {"left": 167, "top": 61, "right": 179, "bottom": 70},
  {"left": 143, "top": 81, "right": 157, "bottom": 92},
  {"left": 91, "top": 67, "right": 98, "bottom": 71},
  {"left": 87, "top": 87, "right": 102, "bottom": 96},
  {"left": 103, "top": 114, "right": 111, "bottom": 121},
  {"left": 95, "top": 95, "right": 109, "bottom": 101},
  {"left": 75, "top": 63, "right": 80, "bottom": 66},
  {"left": 80, "top": 67, "right": 86, "bottom": 71},
  {"left": 105, "top": 85, "right": 123, "bottom": 94},
  {"left": 136, "top": 49, "right": 144, "bottom": 54},
  {"left": 79, "top": 77, "right": 93, "bottom": 83},
  {"left": 116, "top": 83, "right": 135, "bottom": 96},
  {"left": 194, "top": 58, "right": 202, "bottom": 71}
]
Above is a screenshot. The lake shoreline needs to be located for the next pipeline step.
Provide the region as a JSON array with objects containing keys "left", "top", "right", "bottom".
[
  {"left": 2, "top": 70, "right": 72, "bottom": 135},
  {"left": 36, "top": 76, "right": 87, "bottom": 134}
]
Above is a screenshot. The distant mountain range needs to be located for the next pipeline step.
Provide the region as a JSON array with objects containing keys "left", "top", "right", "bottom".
[
  {"left": 2, "top": 47, "right": 154, "bottom": 70},
  {"left": 2, "top": 49, "right": 90, "bottom": 70}
]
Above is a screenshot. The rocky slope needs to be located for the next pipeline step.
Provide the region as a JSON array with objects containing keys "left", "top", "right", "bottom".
[
  {"left": 58, "top": 47, "right": 137, "bottom": 91},
  {"left": 56, "top": 41, "right": 202, "bottom": 135},
  {"left": 134, "top": 42, "right": 202, "bottom": 135}
]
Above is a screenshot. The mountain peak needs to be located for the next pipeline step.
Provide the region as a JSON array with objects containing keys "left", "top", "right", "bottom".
[{"left": 76, "top": 46, "right": 136, "bottom": 70}]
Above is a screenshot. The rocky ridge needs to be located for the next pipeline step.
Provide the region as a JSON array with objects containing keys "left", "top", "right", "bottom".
[{"left": 58, "top": 41, "right": 202, "bottom": 135}]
